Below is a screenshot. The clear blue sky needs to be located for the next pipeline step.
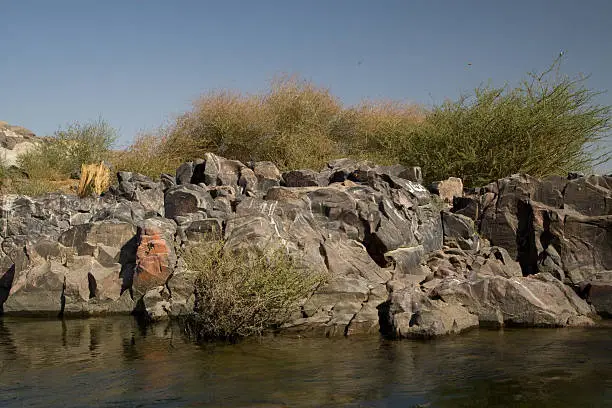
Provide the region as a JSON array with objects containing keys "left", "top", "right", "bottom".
[{"left": 1, "top": 0, "right": 611, "bottom": 170}]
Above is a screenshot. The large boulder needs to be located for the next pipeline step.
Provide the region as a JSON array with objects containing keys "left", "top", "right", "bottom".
[
  {"left": 476, "top": 174, "right": 611, "bottom": 268},
  {"left": 2, "top": 244, "right": 134, "bottom": 316},
  {"left": 459, "top": 173, "right": 612, "bottom": 317},
  {"left": 58, "top": 221, "right": 137, "bottom": 257},
  {"left": 380, "top": 244, "right": 595, "bottom": 338},
  {"left": 432, "top": 273, "right": 595, "bottom": 327},
  {"left": 382, "top": 284, "right": 479, "bottom": 338}
]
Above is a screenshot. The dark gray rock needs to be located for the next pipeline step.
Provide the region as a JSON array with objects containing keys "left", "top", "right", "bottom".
[
  {"left": 375, "top": 164, "right": 422, "bottom": 184},
  {"left": 432, "top": 272, "right": 595, "bottom": 327},
  {"left": 384, "top": 245, "right": 425, "bottom": 275},
  {"left": 282, "top": 169, "right": 321, "bottom": 187},
  {"left": 452, "top": 196, "right": 480, "bottom": 221},
  {"left": 203, "top": 152, "right": 246, "bottom": 187},
  {"left": 90, "top": 201, "right": 146, "bottom": 224},
  {"left": 164, "top": 185, "right": 214, "bottom": 220},
  {"left": 238, "top": 167, "right": 258, "bottom": 196},
  {"left": 176, "top": 162, "right": 194, "bottom": 185},
  {"left": 252, "top": 161, "right": 281, "bottom": 192},
  {"left": 469, "top": 174, "right": 612, "bottom": 293},
  {"left": 382, "top": 284, "right": 479, "bottom": 338},
  {"left": 563, "top": 175, "right": 612, "bottom": 216},
  {"left": 583, "top": 280, "right": 612, "bottom": 316},
  {"left": 442, "top": 211, "right": 479, "bottom": 250},
  {"left": 59, "top": 221, "right": 137, "bottom": 257},
  {"left": 160, "top": 173, "right": 176, "bottom": 190},
  {"left": 182, "top": 218, "right": 223, "bottom": 242}
]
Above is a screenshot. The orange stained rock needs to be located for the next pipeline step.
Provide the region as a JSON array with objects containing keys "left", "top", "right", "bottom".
[{"left": 135, "top": 227, "right": 172, "bottom": 289}]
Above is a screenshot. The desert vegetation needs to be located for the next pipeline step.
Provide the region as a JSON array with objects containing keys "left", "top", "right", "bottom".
[
  {"left": 18, "top": 118, "right": 116, "bottom": 180},
  {"left": 1, "top": 58, "right": 610, "bottom": 194},
  {"left": 180, "top": 241, "right": 325, "bottom": 339},
  {"left": 118, "top": 60, "right": 610, "bottom": 186},
  {"left": 1, "top": 118, "right": 117, "bottom": 195}
]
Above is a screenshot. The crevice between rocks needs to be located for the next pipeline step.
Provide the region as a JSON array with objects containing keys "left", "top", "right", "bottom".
[
  {"left": 0, "top": 264, "right": 16, "bottom": 314},
  {"left": 516, "top": 199, "right": 538, "bottom": 276}
]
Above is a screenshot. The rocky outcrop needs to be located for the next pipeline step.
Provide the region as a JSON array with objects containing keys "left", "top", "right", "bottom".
[
  {"left": 380, "top": 245, "right": 594, "bottom": 339},
  {"left": 0, "top": 155, "right": 606, "bottom": 339},
  {"left": 454, "top": 173, "right": 612, "bottom": 317},
  {"left": 0, "top": 155, "right": 441, "bottom": 333},
  {"left": 0, "top": 122, "right": 38, "bottom": 167}
]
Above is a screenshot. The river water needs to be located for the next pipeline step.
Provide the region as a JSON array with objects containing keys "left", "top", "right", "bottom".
[{"left": 1, "top": 317, "right": 611, "bottom": 407}]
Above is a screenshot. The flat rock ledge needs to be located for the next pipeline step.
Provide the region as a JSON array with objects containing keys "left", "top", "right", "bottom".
[{"left": 1, "top": 154, "right": 609, "bottom": 339}]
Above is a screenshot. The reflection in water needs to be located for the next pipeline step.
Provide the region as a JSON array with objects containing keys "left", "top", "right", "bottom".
[{"left": 0, "top": 317, "right": 611, "bottom": 407}]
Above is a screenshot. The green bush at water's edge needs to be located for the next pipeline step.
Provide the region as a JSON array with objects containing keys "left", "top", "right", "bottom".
[{"left": 181, "top": 240, "right": 325, "bottom": 340}]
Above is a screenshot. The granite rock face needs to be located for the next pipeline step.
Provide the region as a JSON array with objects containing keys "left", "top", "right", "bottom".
[
  {"left": 455, "top": 173, "right": 612, "bottom": 317},
  {"left": 0, "top": 154, "right": 440, "bottom": 333},
  {"left": 0, "top": 154, "right": 606, "bottom": 338},
  {"left": 381, "top": 245, "right": 594, "bottom": 339}
]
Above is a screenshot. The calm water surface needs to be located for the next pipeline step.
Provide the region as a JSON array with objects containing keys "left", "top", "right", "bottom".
[{"left": 1, "top": 317, "right": 611, "bottom": 407}]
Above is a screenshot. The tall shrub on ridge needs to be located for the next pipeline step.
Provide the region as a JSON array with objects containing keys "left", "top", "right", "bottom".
[
  {"left": 402, "top": 59, "right": 611, "bottom": 186},
  {"left": 165, "top": 76, "right": 344, "bottom": 170}
]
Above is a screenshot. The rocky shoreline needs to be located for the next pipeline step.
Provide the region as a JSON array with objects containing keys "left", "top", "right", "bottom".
[{"left": 0, "top": 154, "right": 610, "bottom": 338}]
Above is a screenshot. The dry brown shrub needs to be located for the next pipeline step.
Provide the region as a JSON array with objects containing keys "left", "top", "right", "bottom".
[
  {"left": 77, "top": 162, "right": 110, "bottom": 197},
  {"left": 111, "top": 132, "right": 185, "bottom": 179},
  {"left": 166, "top": 76, "right": 345, "bottom": 170},
  {"left": 331, "top": 100, "right": 425, "bottom": 164}
]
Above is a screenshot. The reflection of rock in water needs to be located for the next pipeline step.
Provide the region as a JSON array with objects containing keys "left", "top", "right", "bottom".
[
  {"left": 1, "top": 319, "right": 611, "bottom": 407},
  {"left": 414, "top": 328, "right": 611, "bottom": 408},
  {"left": 0, "top": 319, "right": 18, "bottom": 375}
]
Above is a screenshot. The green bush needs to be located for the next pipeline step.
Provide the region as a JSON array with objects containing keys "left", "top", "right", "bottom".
[
  {"left": 18, "top": 118, "right": 116, "bottom": 180},
  {"left": 401, "top": 59, "right": 611, "bottom": 187},
  {"left": 181, "top": 240, "right": 325, "bottom": 340}
]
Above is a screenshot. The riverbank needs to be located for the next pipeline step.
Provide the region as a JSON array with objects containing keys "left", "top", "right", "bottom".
[{"left": 0, "top": 154, "right": 610, "bottom": 339}]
